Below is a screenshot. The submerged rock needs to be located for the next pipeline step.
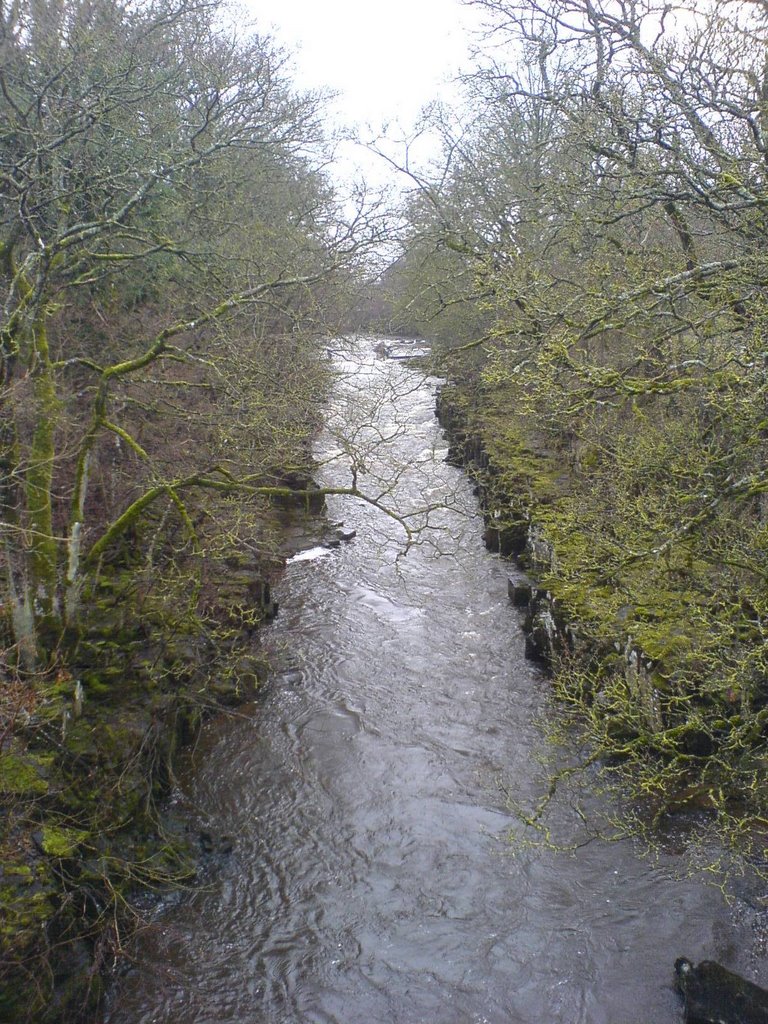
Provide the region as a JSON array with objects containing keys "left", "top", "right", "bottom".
[
  {"left": 675, "top": 957, "right": 768, "bottom": 1023},
  {"left": 322, "top": 527, "right": 357, "bottom": 547},
  {"left": 199, "top": 831, "right": 235, "bottom": 857}
]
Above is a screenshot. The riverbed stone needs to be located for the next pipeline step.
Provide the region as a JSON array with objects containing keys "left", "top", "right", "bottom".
[
  {"left": 675, "top": 957, "right": 768, "bottom": 1023},
  {"left": 525, "top": 606, "right": 558, "bottom": 663}
]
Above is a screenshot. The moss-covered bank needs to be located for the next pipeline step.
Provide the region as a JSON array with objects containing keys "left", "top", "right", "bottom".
[
  {"left": 435, "top": 383, "right": 768, "bottom": 867},
  {"left": 0, "top": 505, "right": 309, "bottom": 1024}
]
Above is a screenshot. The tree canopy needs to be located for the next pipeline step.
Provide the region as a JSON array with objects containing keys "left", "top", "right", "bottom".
[{"left": 0, "top": 0, "right": 379, "bottom": 665}]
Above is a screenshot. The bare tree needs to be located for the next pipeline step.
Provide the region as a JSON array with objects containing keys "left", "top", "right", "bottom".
[{"left": 0, "top": 0, "right": 380, "bottom": 663}]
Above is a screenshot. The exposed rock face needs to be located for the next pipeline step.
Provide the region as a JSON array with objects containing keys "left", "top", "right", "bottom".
[
  {"left": 436, "top": 388, "right": 661, "bottom": 726},
  {"left": 675, "top": 958, "right": 768, "bottom": 1024},
  {"left": 525, "top": 600, "right": 559, "bottom": 663},
  {"left": 268, "top": 470, "right": 326, "bottom": 514},
  {"left": 525, "top": 523, "right": 555, "bottom": 573},
  {"left": 507, "top": 581, "right": 571, "bottom": 665},
  {"left": 508, "top": 582, "right": 532, "bottom": 608}
]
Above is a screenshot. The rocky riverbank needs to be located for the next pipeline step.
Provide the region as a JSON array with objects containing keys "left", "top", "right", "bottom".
[
  {"left": 433, "top": 383, "right": 768, "bottom": 845},
  {"left": 0, "top": 487, "right": 336, "bottom": 1024},
  {"left": 436, "top": 387, "right": 656, "bottom": 691},
  {"left": 436, "top": 386, "right": 574, "bottom": 665}
]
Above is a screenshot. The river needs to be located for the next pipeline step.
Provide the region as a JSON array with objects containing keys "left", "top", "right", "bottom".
[{"left": 107, "top": 337, "right": 762, "bottom": 1024}]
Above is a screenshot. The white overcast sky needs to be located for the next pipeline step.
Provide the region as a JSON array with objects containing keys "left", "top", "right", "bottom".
[{"left": 242, "top": 0, "right": 482, "bottom": 183}]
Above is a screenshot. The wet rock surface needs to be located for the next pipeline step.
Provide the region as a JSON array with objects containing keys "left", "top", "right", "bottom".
[{"left": 676, "top": 958, "right": 768, "bottom": 1024}]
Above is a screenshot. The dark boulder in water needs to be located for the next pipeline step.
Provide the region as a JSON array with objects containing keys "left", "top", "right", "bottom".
[{"left": 675, "top": 957, "right": 768, "bottom": 1024}]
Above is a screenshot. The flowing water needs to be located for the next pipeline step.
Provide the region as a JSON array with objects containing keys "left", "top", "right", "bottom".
[{"left": 107, "top": 338, "right": 764, "bottom": 1024}]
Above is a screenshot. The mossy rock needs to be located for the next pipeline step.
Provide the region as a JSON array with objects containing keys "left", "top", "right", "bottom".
[
  {"left": 61, "top": 720, "right": 99, "bottom": 759},
  {"left": 0, "top": 884, "right": 56, "bottom": 947},
  {"left": 1, "top": 864, "right": 33, "bottom": 883},
  {"left": 0, "top": 753, "right": 49, "bottom": 796},
  {"left": 40, "top": 825, "right": 89, "bottom": 858}
]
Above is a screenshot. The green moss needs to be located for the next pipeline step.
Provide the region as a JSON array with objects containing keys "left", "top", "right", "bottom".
[
  {"left": 481, "top": 413, "right": 567, "bottom": 503},
  {"left": 0, "top": 753, "right": 49, "bottom": 796},
  {"left": 3, "top": 865, "right": 33, "bottom": 882},
  {"left": 81, "top": 671, "right": 115, "bottom": 696},
  {"left": 61, "top": 719, "right": 97, "bottom": 756},
  {"left": 0, "top": 885, "right": 55, "bottom": 932},
  {"left": 41, "top": 825, "right": 88, "bottom": 858}
]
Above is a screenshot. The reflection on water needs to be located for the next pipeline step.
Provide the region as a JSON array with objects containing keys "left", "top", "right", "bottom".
[{"left": 107, "top": 338, "right": 760, "bottom": 1024}]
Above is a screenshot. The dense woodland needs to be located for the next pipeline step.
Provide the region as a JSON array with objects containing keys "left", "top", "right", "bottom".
[
  {"left": 386, "top": 0, "right": 768, "bottom": 860},
  {"left": 3, "top": 0, "right": 768, "bottom": 1019},
  {"left": 0, "top": 0, "right": 381, "bottom": 668}
]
